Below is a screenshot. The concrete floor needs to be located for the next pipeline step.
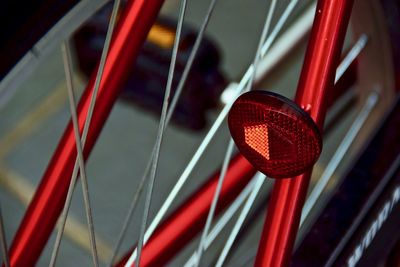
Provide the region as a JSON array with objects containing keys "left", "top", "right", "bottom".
[{"left": 0, "top": 0, "right": 358, "bottom": 266}]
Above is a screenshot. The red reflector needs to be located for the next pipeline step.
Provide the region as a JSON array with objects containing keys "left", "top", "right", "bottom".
[{"left": 228, "top": 91, "right": 322, "bottom": 178}]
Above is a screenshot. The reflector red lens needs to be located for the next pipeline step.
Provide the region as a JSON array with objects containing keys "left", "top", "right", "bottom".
[{"left": 228, "top": 91, "right": 322, "bottom": 178}]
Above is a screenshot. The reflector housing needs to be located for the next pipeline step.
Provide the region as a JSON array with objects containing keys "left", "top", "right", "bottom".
[{"left": 228, "top": 91, "right": 322, "bottom": 178}]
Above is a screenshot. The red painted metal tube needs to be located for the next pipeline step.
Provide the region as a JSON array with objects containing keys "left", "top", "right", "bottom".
[
  {"left": 254, "top": 1, "right": 354, "bottom": 267},
  {"left": 117, "top": 154, "right": 256, "bottom": 267},
  {"left": 9, "top": 1, "right": 165, "bottom": 266}
]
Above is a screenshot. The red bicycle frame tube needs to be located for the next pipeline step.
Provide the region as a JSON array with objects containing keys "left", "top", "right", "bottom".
[
  {"left": 255, "top": 1, "right": 354, "bottom": 267},
  {"left": 9, "top": 0, "right": 357, "bottom": 266},
  {"left": 9, "top": 0, "right": 165, "bottom": 266},
  {"left": 117, "top": 154, "right": 256, "bottom": 267}
]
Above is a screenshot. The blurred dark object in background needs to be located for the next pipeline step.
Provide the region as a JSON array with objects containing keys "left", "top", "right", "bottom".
[{"left": 73, "top": 3, "right": 226, "bottom": 131}]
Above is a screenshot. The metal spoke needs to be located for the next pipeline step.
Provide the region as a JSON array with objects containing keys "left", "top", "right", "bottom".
[
  {"left": 135, "top": 1, "right": 188, "bottom": 266},
  {"left": 213, "top": 34, "right": 371, "bottom": 266},
  {"left": 167, "top": 0, "right": 219, "bottom": 124},
  {"left": 193, "top": 1, "right": 277, "bottom": 263},
  {"left": 335, "top": 34, "right": 368, "bottom": 83},
  {"left": 222, "top": 0, "right": 302, "bottom": 103},
  {"left": 215, "top": 173, "right": 265, "bottom": 267},
  {"left": 0, "top": 205, "right": 10, "bottom": 267},
  {"left": 300, "top": 90, "right": 379, "bottom": 227},
  {"left": 183, "top": 173, "right": 266, "bottom": 267},
  {"left": 300, "top": 35, "right": 371, "bottom": 227},
  {"left": 126, "top": 1, "right": 298, "bottom": 265},
  {"left": 49, "top": 0, "right": 121, "bottom": 265},
  {"left": 109, "top": 0, "right": 219, "bottom": 263},
  {"left": 51, "top": 41, "right": 99, "bottom": 267},
  {"left": 124, "top": 88, "right": 240, "bottom": 265},
  {"left": 193, "top": 140, "right": 235, "bottom": 267},
  {"left": 124, "top": 1, "right": 299, "bottom": 264},
  {"left": 204, "top": 173, "right": 266, "bottom": 250},
  {"left": 260, "top": 0, "right": 299, "bottom": 57},
  {"left": 246, "top": 0, "right": 277, "bottom": 91}
]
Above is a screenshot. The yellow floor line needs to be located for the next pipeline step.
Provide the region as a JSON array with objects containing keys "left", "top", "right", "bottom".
[
  {"left": 0, "top": 165, "right": 113, "bottom": 263},
  {"left": 0, "top": 82, "right": 67, "bottom": 160}
]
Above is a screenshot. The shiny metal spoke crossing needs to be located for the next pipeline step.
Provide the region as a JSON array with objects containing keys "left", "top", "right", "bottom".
[
  {"left": 193, "top": 140, "right": 236, "bottom": 267},
  {"left": 184, "top": 173, "right": 268, "bottom": 267},
  {"left": 215, "top": 173, "right": 265, "bottom": 267},
  {"left": 49, "top": 0, "right": 121, "bottom": 266},
  {"left": 51, "top": 42, "right": 99, "bottom": 267}
]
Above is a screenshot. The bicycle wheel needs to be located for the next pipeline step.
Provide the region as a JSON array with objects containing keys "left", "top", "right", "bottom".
[{"left": 0, "top": 0, "right": 399, "bottom": 266}]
